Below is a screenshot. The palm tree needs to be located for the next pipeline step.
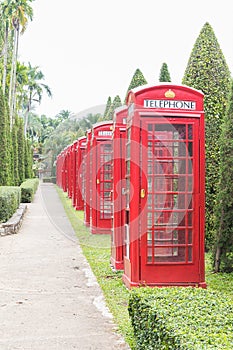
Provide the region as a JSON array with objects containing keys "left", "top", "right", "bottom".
[
  {"left": 4, "top": 0, "right": 34, "bottom": 126},
  {"left": 0, "top": 1, "right": 10, "bottom": 94},
  {"left": 23, "top": 63, "right": 52, "bottom": 136}
]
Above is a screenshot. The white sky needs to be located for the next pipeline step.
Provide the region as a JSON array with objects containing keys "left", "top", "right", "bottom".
[{"left": 19, "top": 0, "right": 233, "bottom": 118}]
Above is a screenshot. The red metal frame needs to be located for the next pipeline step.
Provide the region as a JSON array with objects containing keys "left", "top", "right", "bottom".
[
  {"left": 84, "top": 129, "right": 92, "bottom": 226},
  {"left": 111, "top": 106, "right": 127, "bottom": 269},
  {"left": 75, "top": 136, "right": 86, "bottom": 210},
  {"left": 122, "top": 84, "right": 206, "bottom": 289},
  {"left": 71, "top": 140, "right": 78, "bottom": 208},
  {"left": 90, "top": 121, "right": 113, "bottom": 234}
]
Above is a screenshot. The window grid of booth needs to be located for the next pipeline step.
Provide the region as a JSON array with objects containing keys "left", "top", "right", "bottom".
[
  {"left": 99, "top": 143, "right": 112, "bottom": 219},
  {"left": 146, "top": 123, "right": 194, "bottom": 264}
]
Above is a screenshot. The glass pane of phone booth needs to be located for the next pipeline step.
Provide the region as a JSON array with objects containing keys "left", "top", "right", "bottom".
[
  {"left": 145, "top": 123, "right": 194, "bottom": 264},
  {"left": 99, "top": 142, "right": 112, "bottom": 219}
]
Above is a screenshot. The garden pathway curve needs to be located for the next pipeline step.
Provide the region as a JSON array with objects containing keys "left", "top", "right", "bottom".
[{"left": 0, "top": 183, "right": 131, "bottom": 350}]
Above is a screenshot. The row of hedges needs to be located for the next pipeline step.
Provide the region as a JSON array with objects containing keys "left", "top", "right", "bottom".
[
  {"left": 20, "top": 178, "right": 39, "bottom": 203},
  {"left": 0, "top": 187, "right": 21, "bottom": 223},
  {"left": 128, "top": 287, "right": 233, "bottom": 349},
  {"left": 0, "top": 178, "right": 39, "bottom": 222}
]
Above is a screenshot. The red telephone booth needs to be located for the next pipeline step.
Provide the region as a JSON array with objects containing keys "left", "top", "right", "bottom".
[
  {"left": 56, "top": 152, "right": 62, "bottom": 188},
  {"left": 67, "top": 144, "right": 73, "bottom": 199},
  {"left": 122, "top": 84, "right": 206, "bottom": 288},
  {"left": 90, "top": 121, "right": 113, "bottom": 234},
  {"left": 71, "top": 140, "right": 78, "bottom": 208},
  {"left": 111, "top": 106, "right": 127, "bottom": 269},
  {"left": 62, "top": 147, "right": 69, "bottom": 193},
  {"left": 75, "top": 136, "right": 86, "bottom": 210},
  {"left": 84, "top": 129, "right": 92, "bottom": 226}
]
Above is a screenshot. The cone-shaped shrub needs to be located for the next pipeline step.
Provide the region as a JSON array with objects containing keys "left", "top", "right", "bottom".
[
  {"left": 214, "top": 79, "right": 233, "bottom": 272},
  {"left": 124, "top": 68, "right": 147, "bottom": 102},
  {"left": 159, "top": 62, "right": 171, "bottom": 82},
  {"left": 182, "top": 22, "right": 231, "bottom": 250}
]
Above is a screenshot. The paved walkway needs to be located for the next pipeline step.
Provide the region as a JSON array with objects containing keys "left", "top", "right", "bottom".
[{"left": 0, "top": 183, "right": 131, "bottom": 350}]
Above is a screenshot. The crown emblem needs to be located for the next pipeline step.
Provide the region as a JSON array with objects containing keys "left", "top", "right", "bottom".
[{"left": 165, "top": 89, "right": 175, "bottom": 98}]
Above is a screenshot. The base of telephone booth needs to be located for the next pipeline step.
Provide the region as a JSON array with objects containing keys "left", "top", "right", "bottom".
[
  {"left": 110, "top": 257, "right": 124, "bottom": 271},
  {"left": 90, "top": 226, "right": 111, "bottom": 234},
  {"left": 122, "top": 274, "right": 207, "bottom": 289},
  {"left": 75, "top": 205, "right": 84, "bottom": 211}
]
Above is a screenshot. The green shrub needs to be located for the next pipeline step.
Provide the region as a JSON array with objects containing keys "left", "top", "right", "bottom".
[
  {"left": 128, "top": 287, "right": 233, "bottom": 349},
  {"left": 20, "top": 178, "right": 39, "bottom": 203},
  {"left": 0, "top": 186, "right": 21, "bottom": 223}
]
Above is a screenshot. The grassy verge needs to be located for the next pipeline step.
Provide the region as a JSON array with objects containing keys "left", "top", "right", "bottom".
[
  {"left": 56, "top": 187, "right": 136, "bottom": 349},
  {"left": 56, "top": 186, "right": 233, "bottom": 349}
]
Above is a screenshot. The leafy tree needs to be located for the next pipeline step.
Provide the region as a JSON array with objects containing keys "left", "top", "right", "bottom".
[
  {"left": 103, "top": 96, "right": 111, "bottom": 119},
  {"left": 124, "top": 68, "right": 147, "bottom": 102},
  {"left": 78, "top": 113, "right": 102, "bottom": 133},
  {"left": 214, "top": 80, "right": 233, "bottom": 272},
  {"left": 106, "top": 95, "right": 122, "bottom": 120},
  {"left": 182, "top": 22, "right": 231, "bottom": 250},
  {"left": 159, "top": 62, "right": 171, "bottom": 82},
  {"left": 43, "top": 118, "right": 83, "bottom": 176},
  {"left": 54, "top": 109, "right": 71, "bottom": 124},
  {"left": 27, "top": 112, "right": 42, "bottom": 143},
  {"left": 23, "top": 63, "right": 52, "bottom": 135}
]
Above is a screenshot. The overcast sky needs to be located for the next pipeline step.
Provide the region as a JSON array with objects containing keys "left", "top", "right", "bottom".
[{"left": 18, "top": 0, "right": 233, "bottom": 118}]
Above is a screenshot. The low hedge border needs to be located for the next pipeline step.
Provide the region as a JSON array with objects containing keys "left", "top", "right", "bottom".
[
  {"left": 20, "top": 178, "right": 39, "bottom": 203},
  {"left": 0, "top": 186, "right": 21, "bottom": 223},
  {"left": 128, "top": 287, "right": 233, "bottom": 349}
]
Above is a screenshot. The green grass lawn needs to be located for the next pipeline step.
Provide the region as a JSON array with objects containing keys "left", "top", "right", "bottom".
[{"left": 56, "top": 186, "right": 233, "bottom": 349}]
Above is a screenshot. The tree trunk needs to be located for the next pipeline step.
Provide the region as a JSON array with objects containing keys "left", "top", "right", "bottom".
[
  {"left": 2, "top": 23, "right": 9, "bottom": 95},
  {"left": 11, "top": 27, "right": 20, "bottom": 124},
  {"left": 9, "top": 28, "right": 17, "bottom": 128}
]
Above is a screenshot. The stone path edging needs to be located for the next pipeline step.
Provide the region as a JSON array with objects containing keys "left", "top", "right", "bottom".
[{"left": 0, "top": 204, "right": 27, "bottom": 236}]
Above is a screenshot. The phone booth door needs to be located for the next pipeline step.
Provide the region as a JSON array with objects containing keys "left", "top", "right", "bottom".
[
  {"left": 93, "top": 141, "right": 112, "bottom": 234},
  {"left": 140, "top": 118, "right": 202, "bottom": 285}
]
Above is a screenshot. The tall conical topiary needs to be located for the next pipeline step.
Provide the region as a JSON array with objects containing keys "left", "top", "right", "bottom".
[
  {"left": 12, "top": 120, "right": 19, "bottom": 185},
  {"left": 124, "top": 68, "right": 147, "bottom": 102},
  {"left": 213, "top": 80, "right": 233, "bottom": 272},
  {"left": 182, "top": 22, "right": 231, "bottom": 250},
  {"left": 0, "top": 88, "right": 11, "bottom": 185},
  {"left": 17, "top": 116, "right": 25, "bottom": 184},
  {"left": 25, "top": 139, "right": 33, "bottom": 179},
  {"left": 103, "top": 96, "right": 112, "bottom": 120},
  {"left": 106, "top": 95, "right": 122, "bottom": 120},
  {"left": 159, "top": 62, "right": 171, "bottom": 82},
  {"left": 5, "top": 101, "right": 14, "bottom": 185}
]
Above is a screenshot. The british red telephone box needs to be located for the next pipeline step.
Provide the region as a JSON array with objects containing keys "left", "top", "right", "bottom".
[
  {"left": 122, "top": 84, "right": 206, "bottom": 288},
  {"left": 75, "top": 136, "right": 86, "bottom": 210},
  {"left": 67, "top": 144, "right": 73, "bottom": 199},
  {"left": 111, "top": 106, "right": 127, "bottom": 269},
  {"left": 84, "top": 129, "right": 92, "bottom": 226},
  {"left": 90, "top": 121, "right": 113, "bottom": 234},
  {"left": 71, "top": 140, "right": 78, "bottom": 208}
]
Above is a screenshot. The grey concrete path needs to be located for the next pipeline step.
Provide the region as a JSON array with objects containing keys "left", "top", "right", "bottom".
[{"left": 0, "top": 183, "right": 131, "bottom": 350}]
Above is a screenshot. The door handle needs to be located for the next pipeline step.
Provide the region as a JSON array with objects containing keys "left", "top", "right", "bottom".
[{"left": 140, "top": 188, "right": 146, "bottom": 198}]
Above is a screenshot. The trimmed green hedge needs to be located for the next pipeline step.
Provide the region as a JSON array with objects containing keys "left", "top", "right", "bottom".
[
  {"left": 128, "top": 287, "right": 233, "bottom": 349},
  {"left": 0, "top": 186, "right": 21, "bottom": 223},
  {"left": 20, "top": 178, "right": 39, "bottom": 203}
]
